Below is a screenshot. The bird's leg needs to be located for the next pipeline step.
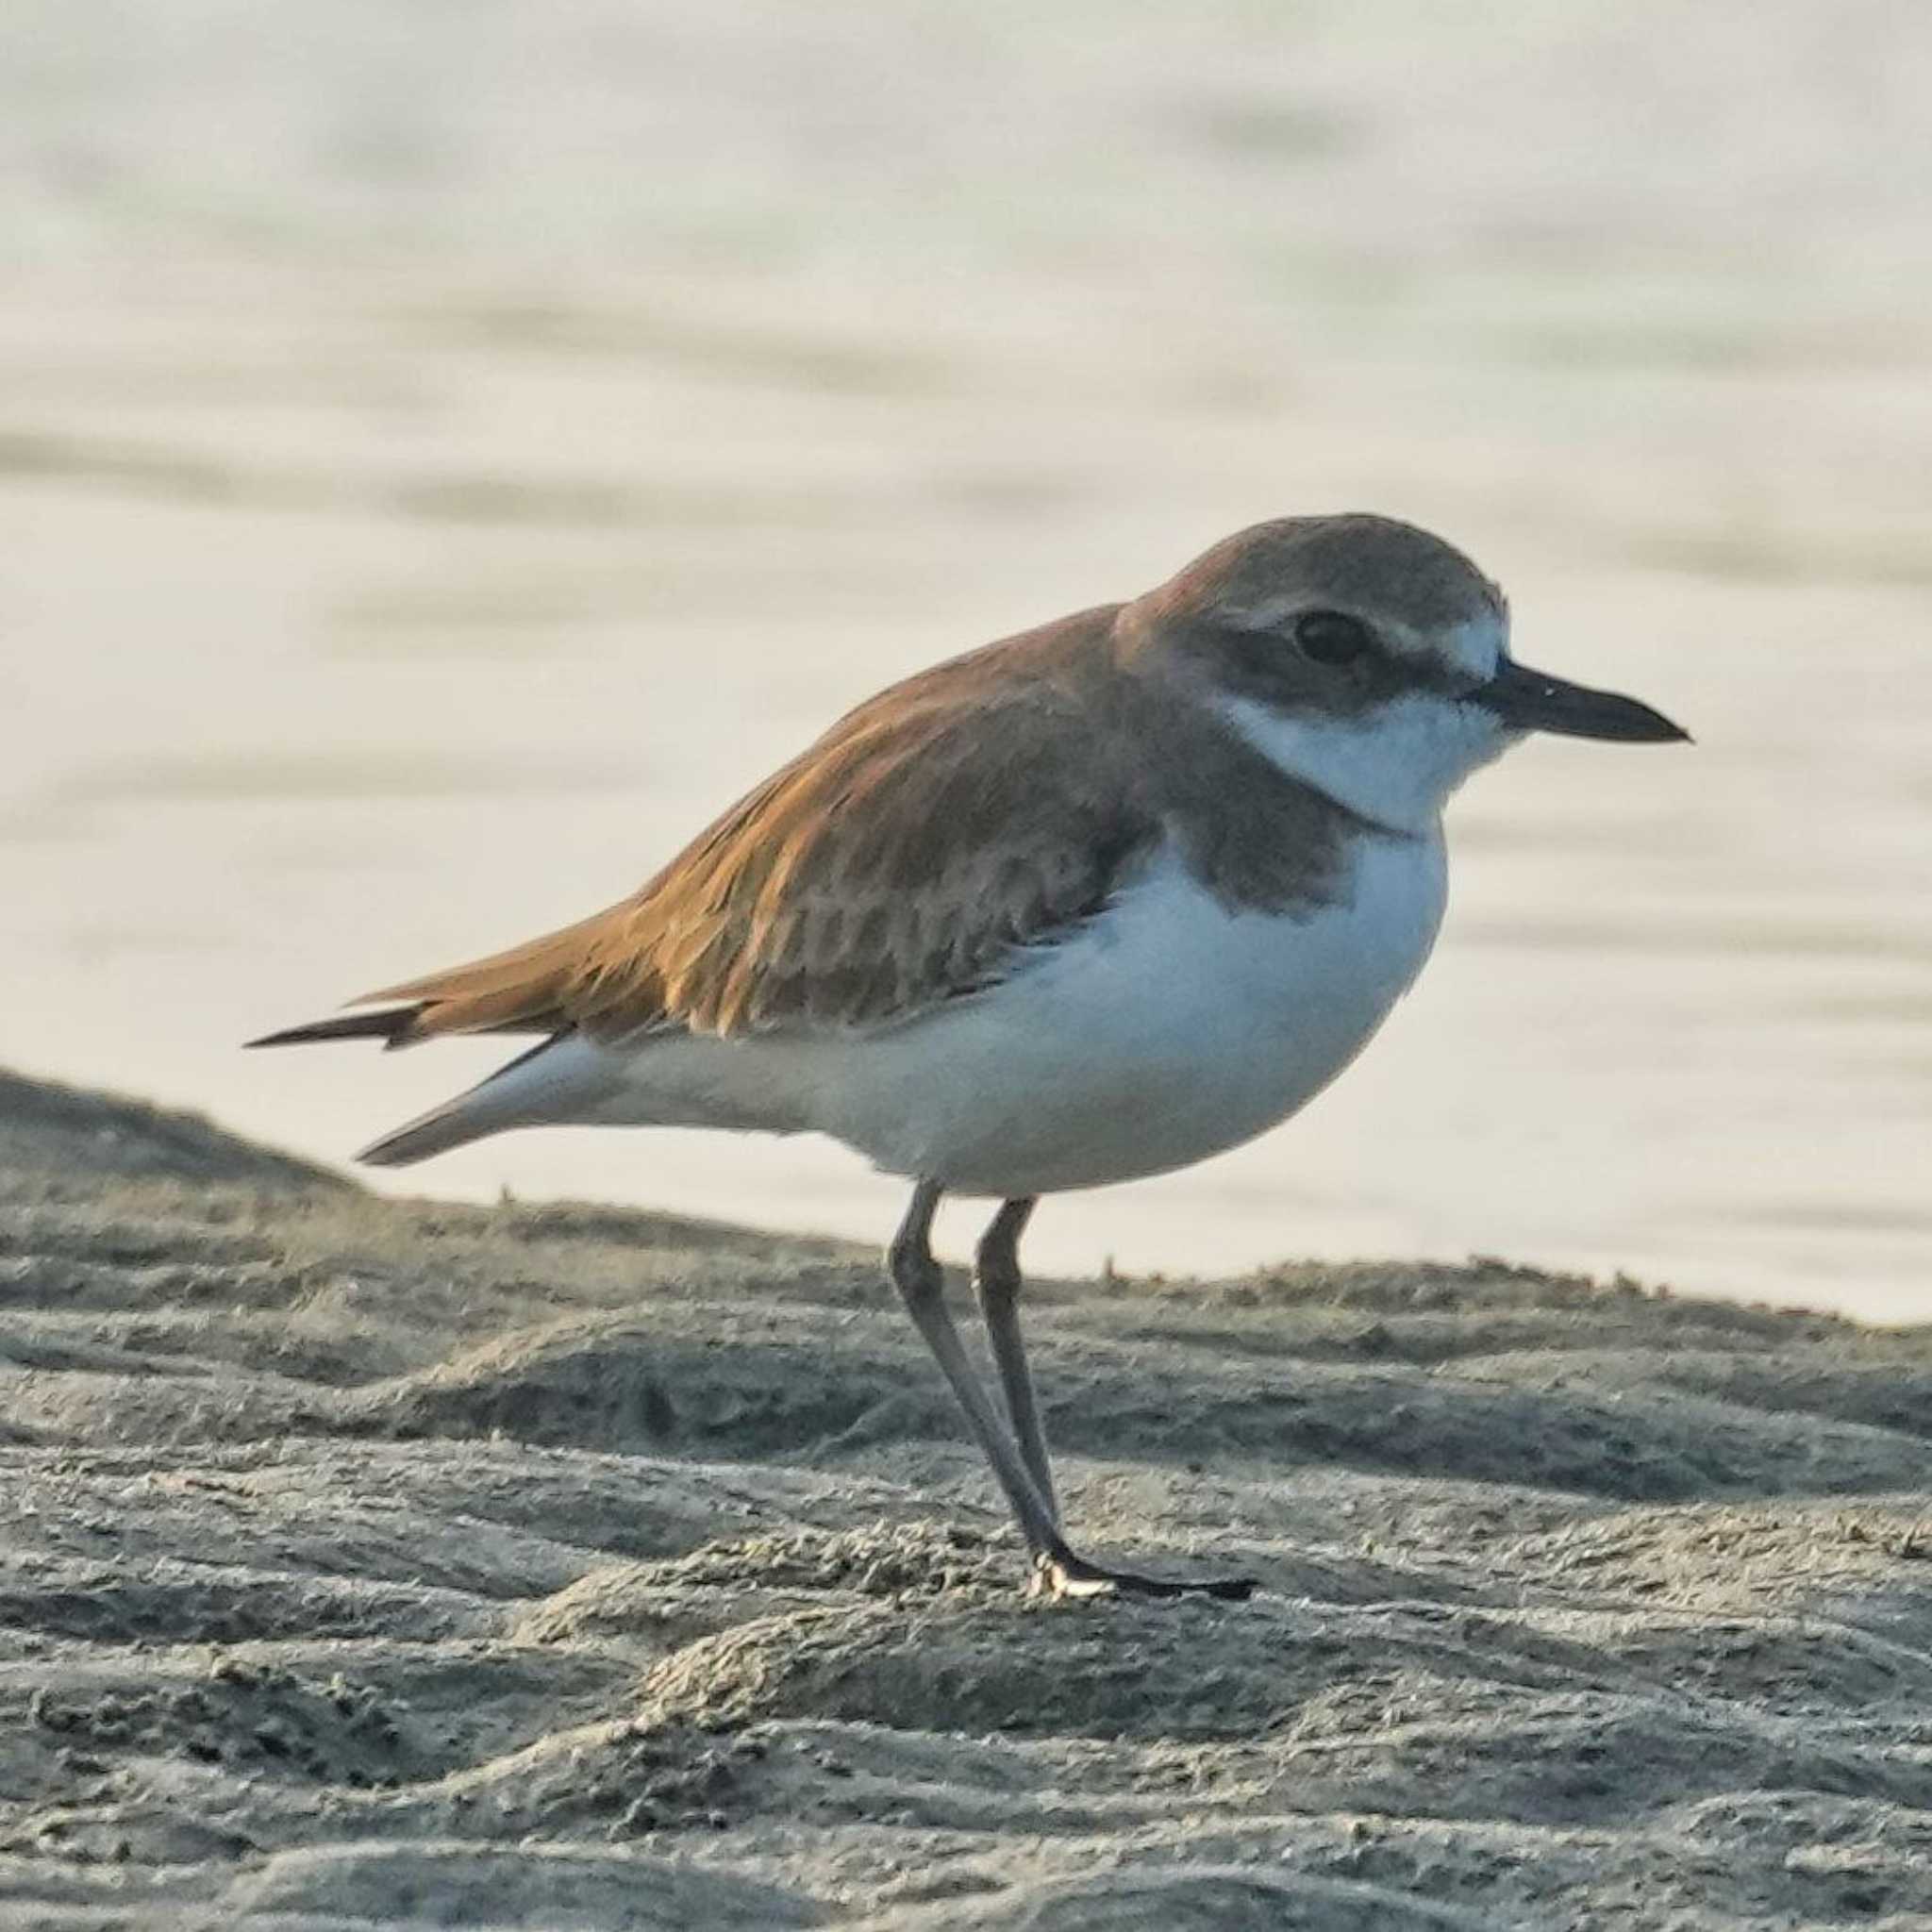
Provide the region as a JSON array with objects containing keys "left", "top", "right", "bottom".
[
  {"left": 888, "top": 1184, "right": 1257, "bottom": 1604},
  {"left": 981, "top": 1190, "right": 1074, "bottom": 1522},
  {"left": 888, "top": 1181, "right": 1062, "bottom": 1556},
  {"left": 974, "top": 1197, "right": 1058, "bottom": 1524}
]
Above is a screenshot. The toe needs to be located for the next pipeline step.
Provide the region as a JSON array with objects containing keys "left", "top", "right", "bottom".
[{"left": 1029, "top": 1549, "right": 1257, "bottom": 1604}]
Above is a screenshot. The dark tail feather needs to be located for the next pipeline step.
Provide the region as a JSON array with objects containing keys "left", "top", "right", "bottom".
[{"left": 246, "top": 1007, "right": 425, "bottom": 1051}]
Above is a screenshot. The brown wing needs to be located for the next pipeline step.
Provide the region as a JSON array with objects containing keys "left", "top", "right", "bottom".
[{"left": 358, "top": 610, "right": 1160, "bottom": 1042}]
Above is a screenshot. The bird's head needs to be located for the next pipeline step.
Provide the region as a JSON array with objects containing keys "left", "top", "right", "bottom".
[{"left": 1120, "top": 513, "right": 1687, "bottom": 832}]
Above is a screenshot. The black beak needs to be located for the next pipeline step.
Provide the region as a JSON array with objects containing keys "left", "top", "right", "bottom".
[{"left": 1476, "top": 659, "right": 1690, "bottom": 743}]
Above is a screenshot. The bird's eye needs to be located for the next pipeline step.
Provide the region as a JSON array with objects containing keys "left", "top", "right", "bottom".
[{"left": 1293, "top": 610, "right": 1372, "bottom": 666}]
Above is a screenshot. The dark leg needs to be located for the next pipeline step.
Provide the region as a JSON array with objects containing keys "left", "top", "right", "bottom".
[
  {"left": 887, "top": 1183, "right": 1257, "bottom": 1604},
  {"left": 974, "top": 1197, "right": 1057, "bottom": 1523},
  {"left": 888, "top": 1181, "right": 1061, "bottom": 1557}
]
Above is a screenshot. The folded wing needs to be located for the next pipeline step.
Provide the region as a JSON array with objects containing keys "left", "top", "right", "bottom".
[{"left": 267, "top": 614, "right": 1158, "bottom": 1050}]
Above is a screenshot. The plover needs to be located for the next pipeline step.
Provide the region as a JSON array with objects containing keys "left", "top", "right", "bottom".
[{"left": 253, "top": 514, "right": 1687, "bottom": 1601}]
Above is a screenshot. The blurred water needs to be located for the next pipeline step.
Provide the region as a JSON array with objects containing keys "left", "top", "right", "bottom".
[{"left": 2, "top": 0, "right": 1928, "bottom": 1318}]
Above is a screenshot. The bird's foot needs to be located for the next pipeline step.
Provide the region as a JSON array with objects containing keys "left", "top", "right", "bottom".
[{"left": 1027, "top": 1544, "right": 1257, "bottom": 1603}]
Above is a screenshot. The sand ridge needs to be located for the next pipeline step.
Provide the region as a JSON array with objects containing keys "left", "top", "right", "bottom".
[{"left": 1, "top": 1069, "right": 1928, "bottom": 1928}]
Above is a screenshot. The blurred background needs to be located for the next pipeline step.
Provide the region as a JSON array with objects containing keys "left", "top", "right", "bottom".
[{"left": 2, "top": 1, "right": 1927, "bottom": 1319}]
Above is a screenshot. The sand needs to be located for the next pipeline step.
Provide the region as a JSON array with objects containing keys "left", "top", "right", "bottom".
[{"left": 1, "top": 1067, "right": 1928, "bottom": 1928}]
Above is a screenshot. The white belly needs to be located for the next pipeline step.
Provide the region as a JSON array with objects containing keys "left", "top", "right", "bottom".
[
  {"left": 573, "top": 830, "right": 1446, "bottom": 1196},
  {"left": 796, "top": 828, "right": 1448, "bottom": 1195},
  {"left": 394, "top": 826, "right": 1449, "bottom": 1187}
]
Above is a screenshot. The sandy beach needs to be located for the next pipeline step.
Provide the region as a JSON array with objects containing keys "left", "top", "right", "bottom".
[{"left": 1, "top": 1064, "right": 1927, "bottom": 1927}]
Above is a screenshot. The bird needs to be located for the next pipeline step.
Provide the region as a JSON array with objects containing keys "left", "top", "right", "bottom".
[{"left": 251, "top": 513, "right": 1688, "bottom": 1602}]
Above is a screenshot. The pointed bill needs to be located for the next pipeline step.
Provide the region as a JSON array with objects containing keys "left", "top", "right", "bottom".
[{"left": 1476, "top": 660, "right": 1689, "bottom": 742}]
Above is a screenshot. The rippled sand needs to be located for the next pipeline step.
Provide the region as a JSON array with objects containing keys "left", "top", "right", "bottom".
[{"left": 3, "top": 1068, "right": 1928, "bottom": 1927}]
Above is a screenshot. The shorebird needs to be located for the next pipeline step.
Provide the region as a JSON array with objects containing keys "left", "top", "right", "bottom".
[{"left": 253, "top": 514, "right": 1687, "bottom": 1601}]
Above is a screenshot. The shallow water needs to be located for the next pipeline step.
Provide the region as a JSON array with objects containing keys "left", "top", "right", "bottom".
[{"left": 3, "top": 0, "right": 1928, "bottom": 1318}]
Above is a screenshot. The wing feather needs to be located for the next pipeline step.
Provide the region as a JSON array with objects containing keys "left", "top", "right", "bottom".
[{"left": 359, "top": 609, "right": 1160, "bottom": 1041}]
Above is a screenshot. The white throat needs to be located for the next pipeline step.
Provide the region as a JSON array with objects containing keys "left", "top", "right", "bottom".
[{"left": 1215, "top": 689, "right": 1517, "bottom": 835}]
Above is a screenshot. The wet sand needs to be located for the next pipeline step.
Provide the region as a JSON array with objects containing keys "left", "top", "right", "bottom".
[{"left": 2, "top": 1066, "right": 1929, "bottom": 1927}]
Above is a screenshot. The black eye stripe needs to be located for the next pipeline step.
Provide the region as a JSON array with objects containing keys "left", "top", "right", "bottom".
[
  {"left": 1184, "top": 609, "right": 1471, "bottom": 714},
  {"left": 1293, "top": 610, "right": 1372, "bottom": 665}
]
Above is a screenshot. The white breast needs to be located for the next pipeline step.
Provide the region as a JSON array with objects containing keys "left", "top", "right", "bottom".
[
  {"left": 576, "top": 829, "right": 1447, "bottom": 1195},
  {"left": 798, "top": 827, "right": 1449, "bottom": 1195}
]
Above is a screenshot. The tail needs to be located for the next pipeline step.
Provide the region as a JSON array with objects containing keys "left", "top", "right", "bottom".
[
  {"left": 246, "top": 901, "right": 641, "bottom": 1058},
  {"left": 247, "top": 1008, "right": 426, "bottom": 1052},
  {"left": 352, "top": 1032, "right": 616, "bottom": 1169},
  {"left": 356, "top": 1093, "right": 501, "bottom": 1167},
  {"left": 245, "top": 1003, "right": 484, "bottom": 1165},
  {"left": 246, "top": 911, "right": 641, "bottom": 1162},
  {"left": 246, "top": 1002, "right": 495, "bottom": 1164}
]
